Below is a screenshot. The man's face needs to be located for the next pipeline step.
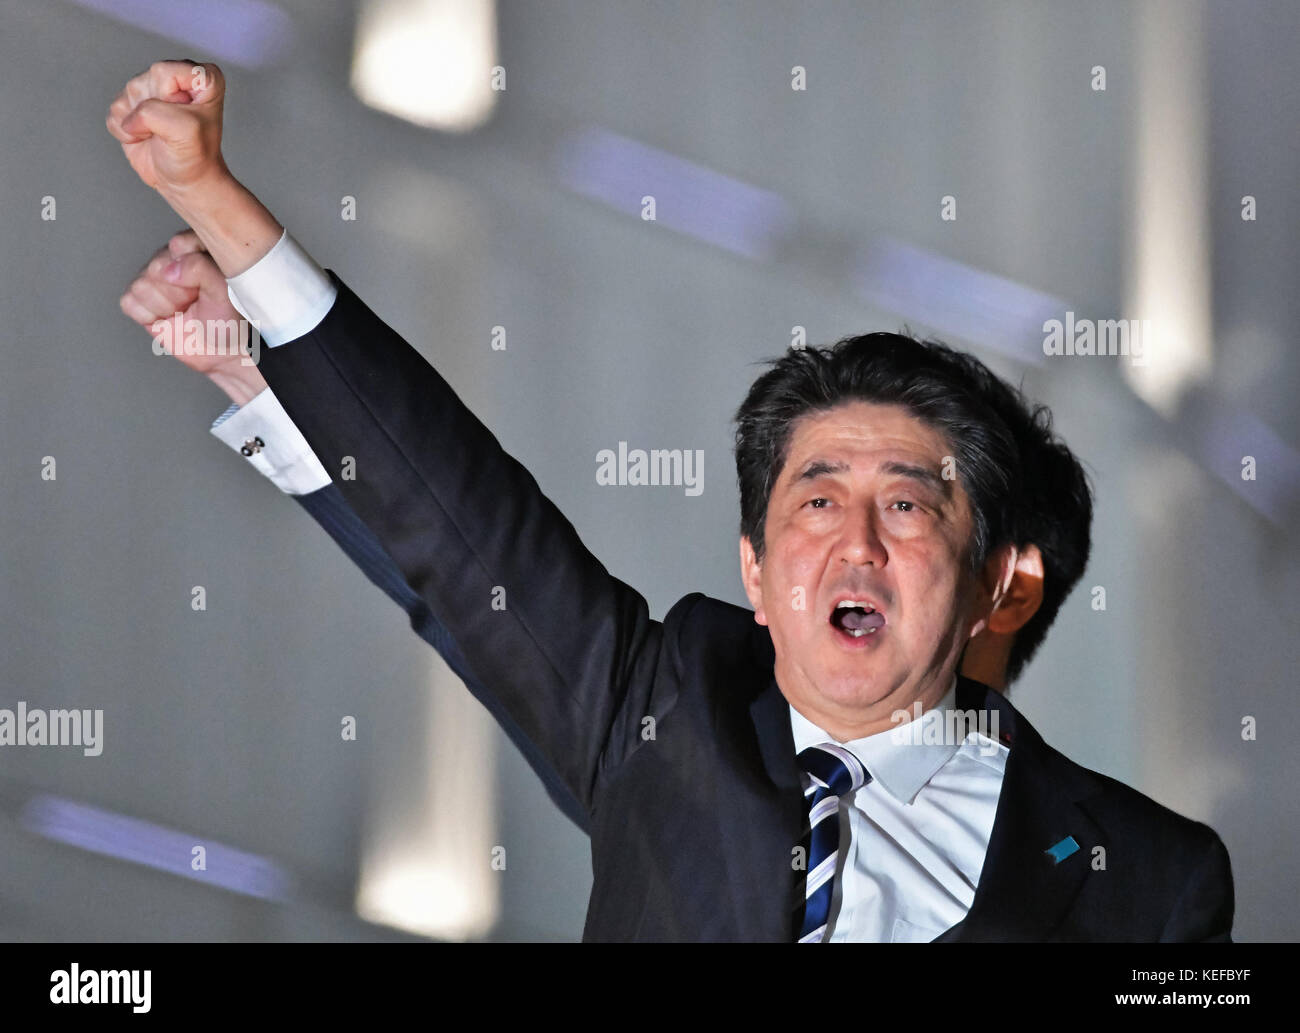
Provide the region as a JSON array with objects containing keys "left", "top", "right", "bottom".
[{"left": 740, "top": 400, "right": 996, "bottom": 738}]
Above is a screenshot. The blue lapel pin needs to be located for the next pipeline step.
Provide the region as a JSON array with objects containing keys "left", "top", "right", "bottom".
[{"left": 1044, "top": 836, "right": 1080, "bottom": 864}]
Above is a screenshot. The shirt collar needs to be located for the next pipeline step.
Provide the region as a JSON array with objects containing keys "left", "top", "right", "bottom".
[{"left": 788, "top": 675, "right": 960, "bottom": 805}]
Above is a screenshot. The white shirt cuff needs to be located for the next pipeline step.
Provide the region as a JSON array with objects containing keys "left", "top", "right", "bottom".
[
  {"left": 225, "top": 229, "right": 337, "bottom": 347},
  {"left": 210, "top": 387, "right": 332, "bottom": 495}
]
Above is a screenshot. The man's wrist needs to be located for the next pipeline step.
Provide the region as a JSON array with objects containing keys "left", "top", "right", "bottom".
[
  {"left": 207, "top": 363, "right": 269, "bottom": 406},
  {"left": 161, "top": 171, "right": 284, "bottom": 279}
]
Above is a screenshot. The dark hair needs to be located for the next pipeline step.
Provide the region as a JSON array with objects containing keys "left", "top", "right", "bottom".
[
  {"left": 733, "top": 331, "right": 1021, "bottom": 576},
  {"left": 945, "top": 355, "right": 1093, "bottom": 683},
  {"left": 732, "top": 330, "right": 1092, "bottom": 687}
]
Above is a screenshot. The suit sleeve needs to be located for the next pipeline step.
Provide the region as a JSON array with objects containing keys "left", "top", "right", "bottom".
[
  {"left": 292, "top": 483, "right": 590, "bottom": 834},
  {"left": 1158, "top": 829, "right": 1235, "bottom": 942},
  {"left": 208, "top": 379, "right": 591, "bottom": 831},
  {"left": 255, "top": 270, "right": 679, "bottom": 820}
]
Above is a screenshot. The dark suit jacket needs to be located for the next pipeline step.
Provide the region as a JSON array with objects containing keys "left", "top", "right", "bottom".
[
  {"left": 292, "top": 483, "right": 590, "bottom": 833},
  {"left": 257, "top": 270, "right": 1234, "bottom": 942}
]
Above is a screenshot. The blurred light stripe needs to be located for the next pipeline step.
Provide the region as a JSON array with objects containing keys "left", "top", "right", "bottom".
[
  {"left": 1182, "top": 397, "right": 1300, "bottom": 525},
  {"left": 21, "top": 794, "right": 292, "bottom": 900},
  {"left": 556, "top": 127, "right": 795, "bottom": 260},
  {"left": 854, "top": 236, "right": 1062, "bottom": 365},
  {"left": 66, "top": 0, "right": 293, "bottom": 68},
  {"left": 1124, "top": 0, "right": 1213, "bottom": 416},
  {"left": 354, "top": 659, "right": 499, "bottom": 941}
]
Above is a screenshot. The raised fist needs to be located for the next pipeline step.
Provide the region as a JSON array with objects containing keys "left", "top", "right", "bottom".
[
  {"left": 120, "top": 231, "right": 268, "bottom": 405},
  {"left": 106, "top": 61, "right": 227, "bottom": 196}
]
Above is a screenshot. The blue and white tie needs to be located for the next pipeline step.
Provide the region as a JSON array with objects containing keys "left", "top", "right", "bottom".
[{"left": 794, "top": 743, "right": 870, "bottom": 943}]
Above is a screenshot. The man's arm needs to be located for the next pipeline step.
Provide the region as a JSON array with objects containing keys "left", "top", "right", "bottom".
[
  {"left": 216, "top": 394, "right": 592, "bottom": 834},
  {"left": 118, "top": 239, "right": 591, "bottom": 833},
  {"left": 291, "top": 481, "right": 593, "bottom": 834},
  {"left": 109, "top": 63, "right": 677, "bottom": 817},
  {"left": 243, "top": 265, "right": 673, "bottom": 817}
]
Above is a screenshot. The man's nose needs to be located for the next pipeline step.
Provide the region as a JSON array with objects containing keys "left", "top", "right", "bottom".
[{"left": 837, "top": 509, "right": 887, "bottom": 566}]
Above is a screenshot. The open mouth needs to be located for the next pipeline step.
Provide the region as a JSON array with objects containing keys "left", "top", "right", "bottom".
[{"left": 829, "top": 599, "right": 887, "bottom": 638}]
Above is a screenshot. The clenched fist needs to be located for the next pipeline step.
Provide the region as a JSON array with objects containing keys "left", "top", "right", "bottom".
[
  {"left": 106, "top": 60, "right": 228, "bottom": 197},
  {"left": 107, "top": 60, "right": 283, "bottom": 279},
  {"left": 120, "top": 230, "right": 268, "bottom": 405}
]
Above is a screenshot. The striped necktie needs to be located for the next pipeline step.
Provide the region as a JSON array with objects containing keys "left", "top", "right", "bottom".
[{"left": 794, "top": 743, "right": 870, "bottom": 943}]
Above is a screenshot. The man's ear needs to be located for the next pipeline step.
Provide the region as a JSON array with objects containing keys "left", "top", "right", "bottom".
[
  {"left": 739, "top": 536, "right": 768, "bottom": 626},
  {"left": 967, "top": 541, "right": 1020, "bottom": 639},
  {"left": 984, "top": 543, "right": 1045, "bottom": 636}
]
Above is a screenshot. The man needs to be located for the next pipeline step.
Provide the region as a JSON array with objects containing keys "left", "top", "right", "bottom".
[
  {"left": 117, "top": 234, "right": 1089, "bottom": 837},
  {"left": 108, "top": 61, "right": 1233, "bottom": 941}
]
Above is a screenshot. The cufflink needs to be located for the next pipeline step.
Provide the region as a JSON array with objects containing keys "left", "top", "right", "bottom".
[{"left": 240, "top": 436, "right": 266, "bottom": 457}]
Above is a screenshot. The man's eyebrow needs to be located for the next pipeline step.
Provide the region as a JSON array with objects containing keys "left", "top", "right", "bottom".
[
  {"left": 881, "top": 460, "right": 950, "bottom": 496},
  {"left": 791, "top": 459, "right": 850, "bottom": 483},
  {"left": 789, "top": 458, "right": 950, "bottom": 496}
]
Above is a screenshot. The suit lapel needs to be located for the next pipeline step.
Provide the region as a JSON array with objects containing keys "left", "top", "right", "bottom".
[
  {"left": 716, "top": 627, "right": 806, "bottom": 941},
  {"left": 738, "top": 670, "right": 806, "bottom": 945},
  {"left": 933, "top": 678, "right": 1103, "bottom": 941},
  {"left": 732, "top": 656, "right": 1103, "bottom": 942}
]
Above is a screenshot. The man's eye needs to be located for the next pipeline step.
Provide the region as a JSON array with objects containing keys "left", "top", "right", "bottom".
[
  {"left": 890, "top": 500, "right": 916, "bottom": 512},
  {"left": 807, "top": 497, "right": 830, "bottom": 509}
]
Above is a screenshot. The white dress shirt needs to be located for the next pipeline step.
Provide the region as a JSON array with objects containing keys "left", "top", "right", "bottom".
[
  {"left": 790, "top": 677, "right": 1008, "bottom": 942},
  {"left": 213, "top": 232, "right": 1010, "bottom": 942},
  {"left": 208, "top": 230, "right": 338, "bottom": 493},
  {"left": 210, "top": 385, "right": 332, "bottom": 495}
]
